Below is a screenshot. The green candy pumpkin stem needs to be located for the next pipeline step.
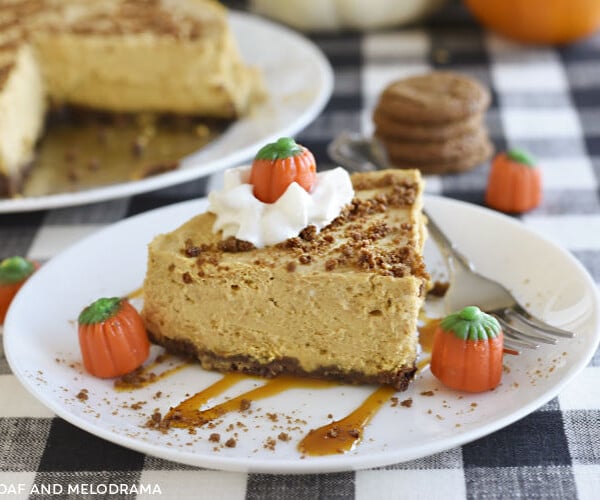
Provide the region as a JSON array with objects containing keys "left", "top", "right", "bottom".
[
  {"left": 78, "top": 297, "right": 123, "bottom": 325},
  {"left": 254, "top": 137, "right": 304, "bottom": 161},
  {"left": 507, "top": 148, "right": 536, "bottom": 167},
  {"left": 0, "top": 256, "right": 35, "bottom": 285},
  {"left": 440, "top": 306, "right": 501, "bottom": 342},
  {"left": 458, "top": 305, "right": 481, "bottom": 321}
]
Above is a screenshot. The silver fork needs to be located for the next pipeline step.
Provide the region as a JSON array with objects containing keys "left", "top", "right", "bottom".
[{"left": 426, "top": 211, "right": 575, "bottom": 353}]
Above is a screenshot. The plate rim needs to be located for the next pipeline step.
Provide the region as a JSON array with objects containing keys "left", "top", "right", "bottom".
[
  {"left": 0, "top": 10, "right": 334, "bottom": 213},
  {"left": 4, "top": 195, "right": 600, "bottom": 474}
]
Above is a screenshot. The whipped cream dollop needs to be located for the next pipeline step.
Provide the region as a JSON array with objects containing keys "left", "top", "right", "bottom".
[{"left": 208, "top": 166, "right": 354, "bottom": 248}]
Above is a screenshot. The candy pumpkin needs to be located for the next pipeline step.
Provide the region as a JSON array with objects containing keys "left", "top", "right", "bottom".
[
  {"left": 430, "top": 306, "right": 504, "bottom": 393},
  {"left": 78, "top": 297, "right": 150, "bottom": 378},
  {"left": 464, "top": 0, "right": 600, "bottom": 45},
  {"left": 249, "top": 137, "right": 317, "bottom": 204},
  {"left": 0, "top": 256, "right": 38, "bottom": 325},
  {"left": 485, "top": 149, "right": 542, "bottom": 214}
]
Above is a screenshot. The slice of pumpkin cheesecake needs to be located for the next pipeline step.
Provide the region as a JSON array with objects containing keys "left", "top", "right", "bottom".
[{"left": 142, "top": 143, "right": 429, "bottom": 391}]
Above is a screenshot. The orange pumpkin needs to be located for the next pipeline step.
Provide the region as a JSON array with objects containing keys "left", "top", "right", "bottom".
[
  {"left": 430, "top": 306, "right": 504, "bottom": 393},
  {"left": 485, "top": 149, "right": 542, "bottom": 214},
  {"left": 78, "top": 297, "right": 150, "bottom": 378},
  {"left": 249, "top": 137, "right": 317, "bottom": 204},
  {"left": 464, "top": 0, "right": 600, "bottom": 45},
  {"left": 0, "top": 256, "right": 38, "bottom": 325}
]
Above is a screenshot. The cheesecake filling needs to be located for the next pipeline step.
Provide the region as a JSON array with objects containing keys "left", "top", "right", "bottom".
[{"left": 208, "top": 165, "right": 354, "bottom": 248}]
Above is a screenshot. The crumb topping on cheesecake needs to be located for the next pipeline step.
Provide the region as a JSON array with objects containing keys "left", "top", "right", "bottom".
[
  {"left": 39, "top": 0, "right": 226, "bottom": 38},
  {"left": 0, "top": 0, "right": 225, "bottom": 36},
  {"left": 0, "top": 0, "right": 226, "bottom": 91},
  {"left": 175, "top": 174, "right": 428, "bottom": 281}
]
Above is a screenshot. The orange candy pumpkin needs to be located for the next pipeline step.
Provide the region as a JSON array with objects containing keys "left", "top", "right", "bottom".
[
  {"left": 78, "top": 297, "right": 150, "bottom": 378},
  {"left": 0, "top": 256, "right": 38, "bottom": 325},
  {"left": 464, "top": 0, "right": 600, "bottom": 45},
  {"left": 249, "top": 137, "right": 317, "bottom": 204},
  {"left": 485, "top": 149, "right": 542, "bottom": 214},
  {"left": 430, "top": 306, "right": 504, "bottom": 393}
]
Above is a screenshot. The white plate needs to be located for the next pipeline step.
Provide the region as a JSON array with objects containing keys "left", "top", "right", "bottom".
[
  {"left": 4, "top": 196, "right": 600, "bottom": 473},
  {"left": 0, "top": 12, "right": 333, "bottom": 213}
]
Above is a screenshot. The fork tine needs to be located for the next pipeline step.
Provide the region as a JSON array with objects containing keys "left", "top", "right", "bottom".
[
  {"left": 510, "top": 306, "right": 575, "bottom": 338},
  {"left": 502, "top": 309, "right": 567, "bottom": 343},
  {"left": 493, "top": 314, "right": 546, "bottom": 348},
  {"left": 503, "top": 336, "right": 537, "bottom": 352},
  {"left": 503, "top": 319, "right": 558, "bottom": 345}
]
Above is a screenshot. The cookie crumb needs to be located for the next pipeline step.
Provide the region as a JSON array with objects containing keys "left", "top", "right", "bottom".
[
  {"left": 326, "top": 427, "right": 339, "bottom": 438},
  {"left": 76, "top": 389, "right": 88, "bottom": 401}
]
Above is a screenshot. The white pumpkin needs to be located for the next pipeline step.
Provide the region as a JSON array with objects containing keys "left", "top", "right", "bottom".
[{"left": 251, "top": 0, "right": 447, "bottom": 32}]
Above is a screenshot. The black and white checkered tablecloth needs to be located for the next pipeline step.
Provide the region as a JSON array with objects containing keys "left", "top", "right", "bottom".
[{"left": 2, "top": 1, "right": 600, "bottom": 499}]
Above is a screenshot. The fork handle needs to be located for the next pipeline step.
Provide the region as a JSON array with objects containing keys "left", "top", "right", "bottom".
[{"left": 424, "top": 209, "right": 476, "bottom": 272}]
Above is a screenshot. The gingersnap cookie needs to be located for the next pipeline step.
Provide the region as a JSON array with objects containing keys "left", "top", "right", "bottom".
[
  {"left": 373, "top": 108, "right": 484, "bottom": 142},
  {"left": 384, "top": 138, "right": 494, "bottom": 175},
  {"left": 376, "top": 71, "right": 491, "bottom": 124},
  {"left": 377, "top": 127, "right": 490, "bottom": 164}
]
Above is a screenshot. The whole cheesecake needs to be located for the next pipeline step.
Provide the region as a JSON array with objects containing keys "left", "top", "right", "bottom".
[
  {"left": 142, "top": 169, "right": 429, "bottom": 391},
  {"left": 0, "top": 0, "right": 264, "bottom": 197}
]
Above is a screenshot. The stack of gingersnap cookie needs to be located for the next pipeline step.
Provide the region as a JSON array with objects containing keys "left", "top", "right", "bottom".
[{"left": 373, "top": 71, "right": 493, "bottom": 175}]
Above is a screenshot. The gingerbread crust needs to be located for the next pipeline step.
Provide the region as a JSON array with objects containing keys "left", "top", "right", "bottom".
[{"left": 148, "top": 329, "right": 417, "bottom": 392}]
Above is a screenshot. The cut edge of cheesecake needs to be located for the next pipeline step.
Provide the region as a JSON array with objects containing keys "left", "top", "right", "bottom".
[
  {"left": 0, "top": 42, "right": 47, "bottom": 197},
  {"left": 142, "top": 169, "right": 430, "bottom": 391}
]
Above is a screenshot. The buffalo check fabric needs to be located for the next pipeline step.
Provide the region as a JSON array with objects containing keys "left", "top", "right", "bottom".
[{"left": 1, "top": 1, "right": 600, "bottom": 499}]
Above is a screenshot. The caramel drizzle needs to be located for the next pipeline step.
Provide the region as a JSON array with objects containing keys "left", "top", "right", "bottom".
[
  {"left": 164, "top": 372, "right": 247, "bottom": 425},
  {"left": 416, "top": 357, "right": 430, "bottom": 372},
  {"left": 164, "top": 375, "right": 336, "bottom": 428},
  {"left": 299, "top": 385, "right": 396, "bottom": 456},
  {"left": 414, "top": 316, "right": 439, "bottom": 372},
  {"left": 161, "top": 372, "right": 394, "bottom": 456},
  {"left": 418, "top": 318, "right": 440, "bottom": 354},
  {"left": 126, "top": 287, "right": 144, "bottom": 300}
]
